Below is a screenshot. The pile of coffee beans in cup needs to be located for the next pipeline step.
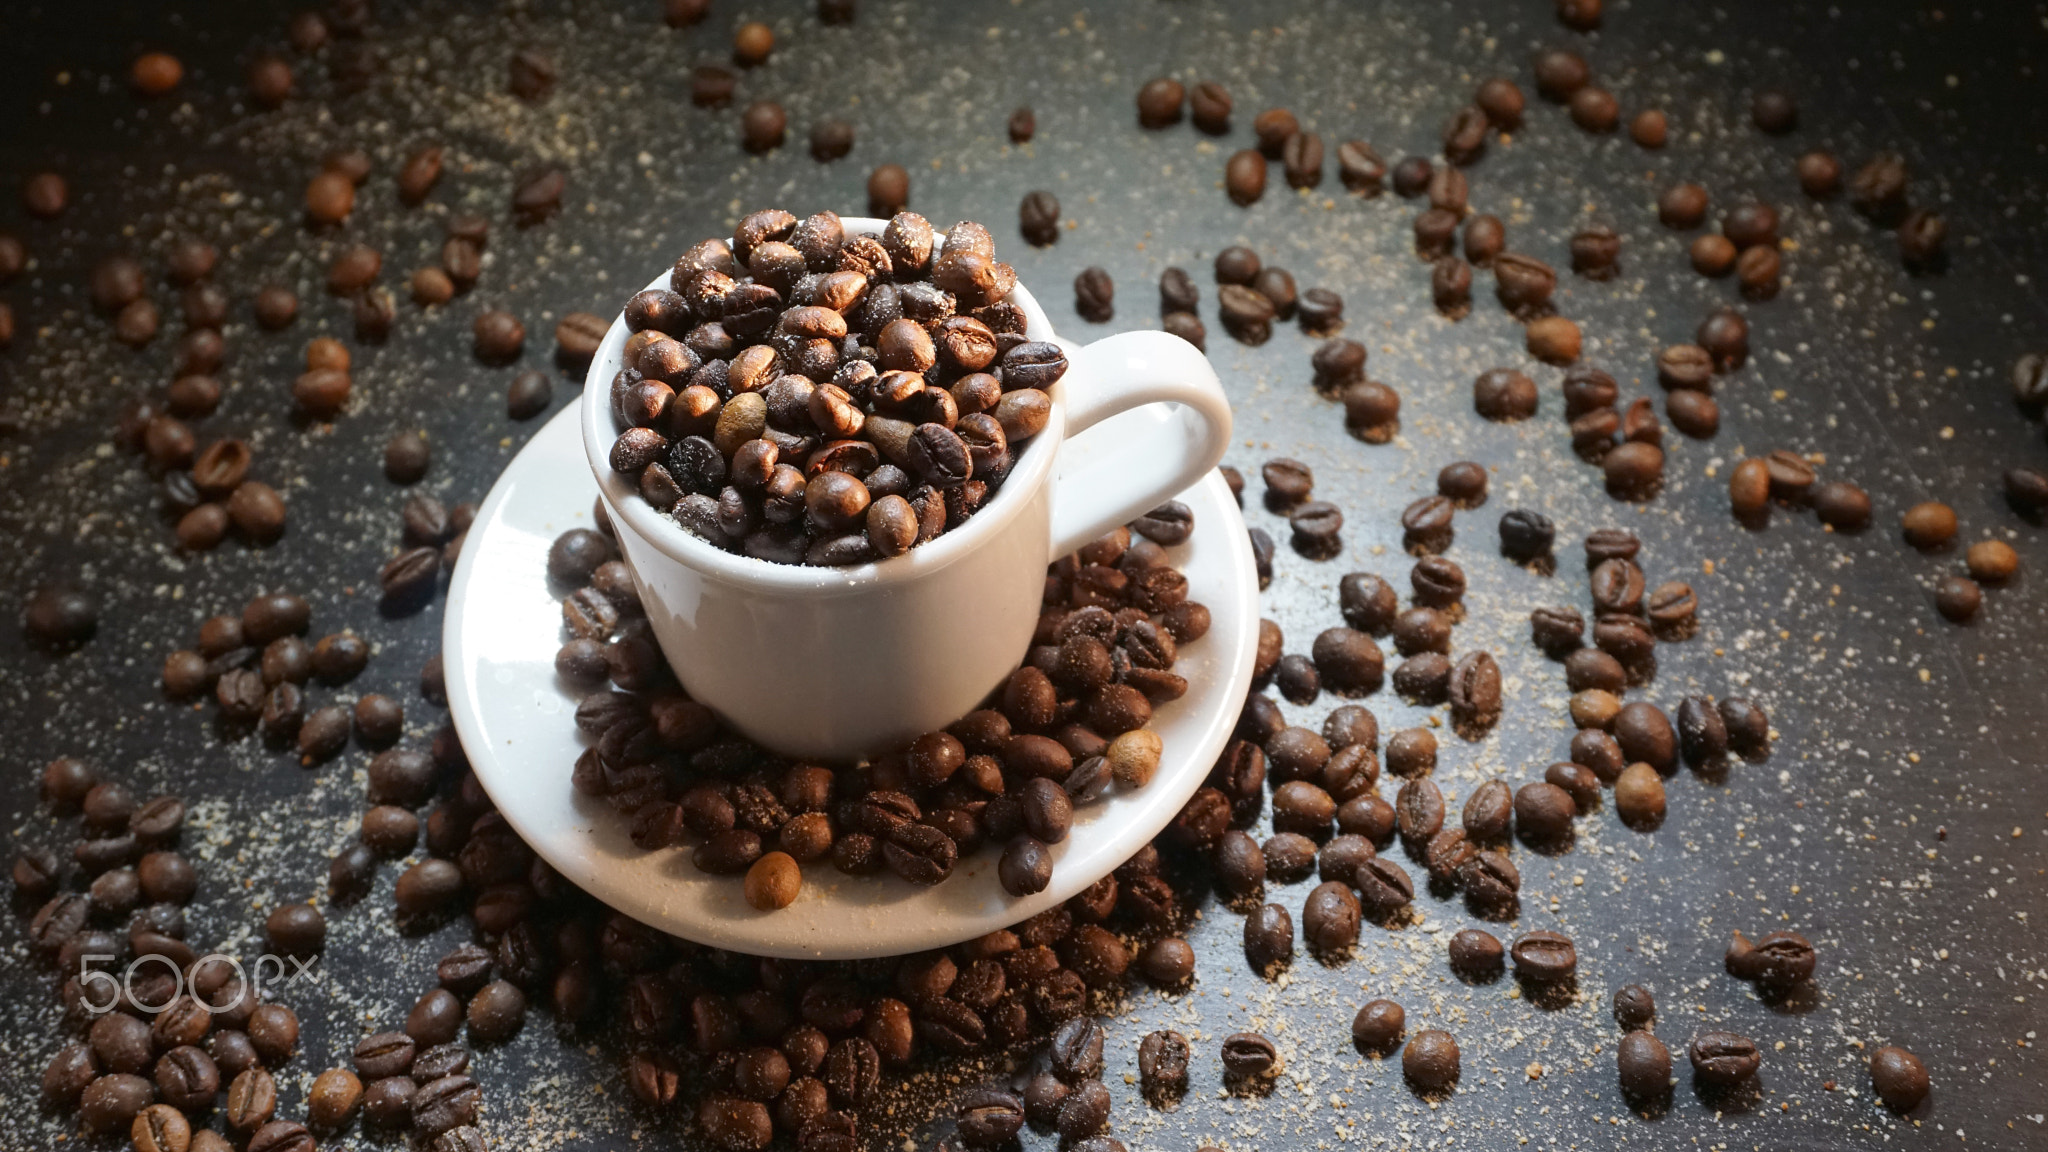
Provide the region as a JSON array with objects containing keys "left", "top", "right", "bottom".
[
  {"left": 548, "top": 500, "right": 1204, "bottom": 908},
  {"left": 604, "top": 209, "right": 1067, "bottom": 566}
]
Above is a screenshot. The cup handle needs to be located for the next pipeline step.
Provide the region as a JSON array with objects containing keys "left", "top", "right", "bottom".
[{"left": 1047, "top": 330, "right": 1234, "bottom": 559}]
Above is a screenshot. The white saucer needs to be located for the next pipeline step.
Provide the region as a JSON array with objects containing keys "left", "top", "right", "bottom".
[{"left": 443, "top": 403, "right": 1258, "bottom": 959}]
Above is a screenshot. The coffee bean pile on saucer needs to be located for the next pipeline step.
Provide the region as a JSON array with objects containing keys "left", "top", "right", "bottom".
[
  {"left": 551, "top": 500, "right": 1204, "bottom": 907},
  {"left": 605, "top": 209, "right": 1069, "bottom": 566}
]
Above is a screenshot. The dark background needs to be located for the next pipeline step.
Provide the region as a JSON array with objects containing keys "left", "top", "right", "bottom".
[{"left": 2, "top": 0, "right": 2045, "bottom": 1147}]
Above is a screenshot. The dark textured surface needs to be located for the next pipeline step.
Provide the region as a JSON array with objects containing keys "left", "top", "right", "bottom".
[{"left": 2, "top": 0, "right": 2046, "bottom": 1148}]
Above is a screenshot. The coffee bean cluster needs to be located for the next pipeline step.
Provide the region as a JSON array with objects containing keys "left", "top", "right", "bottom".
[
  {"left": 1123, "top": 51, "right": 1987, "bottom": 569},
  {"left": 549, "top": 500, "right": 1198, "bottom": 905},
  {"left": 1725, "top": 449, "right": 2024, "bottom": 624},
  {"left": 356, "top": 506, "right": 1222, "bottom": 1149},
  {"left": 96, "top": 238, "right": 296, "bottom": 553},
  {"left": 157, "top": 591, "right": 388, "bottom": 757},
  {"left": 605, "top": 209, "right": 1065, "bottom": 567},
  {"left": 16, "top": 758, "right": 336, "bottom": 1150},
  {"left": 377, "top": 492, "right": 480, "bottom": 615},
  {"left": 1153, "top": 245, "right": 1341, "bottom": 354}
]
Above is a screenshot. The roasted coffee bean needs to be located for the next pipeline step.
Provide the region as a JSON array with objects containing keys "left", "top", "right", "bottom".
[
  {"left": 1617, "top": 1030, "right": 1672, "bottom": 1098},
  {"left": 1252, "top": 268, "right": 1298, "bottom": 320},
  {"left": 1613, "top": 763, "right": 1666, "bottom": 828},
  {"left": 1612, "top": 702, "right": 1676, "bottom": 770},
  {"left": 1603, "top": 441, "right": 1663, "bottom": 499},
  {"left": 1413, "top": 208, "right": 1460, "bottom": 259},
  {"left": 465, "top": 980, "right": 526, "bottom": 1042},
  {"left": 1249, "top": 106, "right": 1298, "bottom": 157},
  {"left": 1261, "top": 458, "right": 1313, "bottom": 507},
  {"left": 1460, "top": 849, "right": 1520, "bottom": 905},
  {"left": 1016, "top": 190, "right": 1063, "bottom": 247},
  {"left": 1355, "top": 857, "right": 1413, "bottom": 916},
  {"left": 1347, "top": 1000, "right": 1405, "bottom": 1056},
  {"left": 1900, "top": 500, "right": 1958, "bottom": 550},
  {"left": 1220, "top": 1032, "right": 1279, "bottom": 1078},
  {"left": 1243, "top": 903, "right": 1293, "bottom": 973},
  {"left": 1135, "top": 76, "right": 1186, "bottom": 127},
  {"left": 1807, "top": 481, "right": 1871, "bottom": 529},
  {"left": 1213, "top": 830, "right": 1266, "bottom": 898},
  {"left": 1447, "top": 652, "right": 1501, "bottom": 729},
  {"left": 1312, "top": 627, "right": 1383, "bottom": 696},
  {"left": 1665, "top": 389, "right": 1719, "bottom": 438},
  {"left": 225, "top": 1066, "right": 279, "bottom": 1132},
  {"left": 1935, "top": 575, "right": 1981, "bottom": 622},
  {"left": 1318, "top": 833, "right": 1375, "bottom": 882},
  {"left": 2004, "top": 466, "right": 2048, "bottom": 516},
  {"left": 1249, "top": 832, "right": 1309, "bottom": 885},
  {"left": 1403, "top": 1029, "right": 1460, "bottom": 1093},
  {"left": 82, "top": 1074, "right": 156, "bottom": 1135},
  {"left": 412, "top": 1074, "right": 481, "bottom": 1137},
  {"left": 1136, "top": 936, "right": 1195, "bottom": 986},
  {"left": 25, "top": 584, "right": 99, "bottom": 646},
  {"left": 1294, "top": 284, "right": 1343, "bottom": 334},
  {"left": 1659, "top": 182, "right": 1710, "bottom": 230},
  {"left": 1289, "top": 501, "right": 1343, "bottom": 553},
  {"left": 1688, "top": 1030, "right": 1760, "bottom": 1087},
  {"left": 1529, "top": 605, "right": 1584, "bottom": 654},
  {"left": 1340, "top": 379, "right": 1401, "bottom": 440},
  {"left": 1722, "top": 201, "right": 1780, "bottom": 252},
  {"left": 1509, "top": 930, "right": 1577, "bottom": 982},
  {"left": 154, "top": 1044, "right": 221, "bottom": 1112},
  {"left": 1473, "top": 368, "right": 1536, "bottom": 421},
  {"left": 1392, "top": 653, "right": 1450, "bottom": 702},
  {"left": 1392, "top": 608, "right": 1450, "bottom": 656},
  {"left": 1697, "top": 308, "right": 1749, "bottom": 370},
  {"left": 1728, "top": 458, "right": 1771, "bottom": 517},
  {"left": 953, "top": 1087, "right": 1024, "bottom": 1147},
  {"left": 1339, "top": 573, "right": 1399, "bottom": 634},
  {"left": 1448, "top": 928, "right": 1504, "bottom": 974},
  {"left": 362, "top": 1075, "right": 416, "bottom": 1129},
  {"left": 1389, "top": 154, "right": 1433, "bottom": 198},
  {"left": 1791, "top": 148, "right": 1843, "bottom": 197},
  {"left": 1869, "top": 1046, "right": 1930, "bottom": 1112},
  {"left": 1283, "top": 132, "right": 1324, "bottom": 188},
  {"left": 1645, "top": 582, "right": 1697, "bottom": 636},
  {"left": 1219, "top": 148, "right": 1267, "bottom": 205},
  {"left": 1725, "top": 929, "right": 1816, "bottom": 988},
  {"left": 1497, "top": 509, "right": 1554, "bottom": 560},
  {"left": 1526, "top": 315, "right": 1582, "bottom": 365},
  {"left": 1302, "top": 881, "right": 1362, "bottom": 953},
  {"left": 1570, "top": 226, "right": 1621, "bottom": 279},
  {"left": 308, "top": 1067, "right": 364, "bottom": 1128},
  {"left": 1514, "top": 781, "right": 1575, "bottom": 843},
  {"left": 1273, "top": 780, "right": 1336, "bottom": 837}
]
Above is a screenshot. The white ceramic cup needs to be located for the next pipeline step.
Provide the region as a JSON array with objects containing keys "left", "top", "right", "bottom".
[{"left": 581, "top": 218, "right": 1232, "bottom": 761}]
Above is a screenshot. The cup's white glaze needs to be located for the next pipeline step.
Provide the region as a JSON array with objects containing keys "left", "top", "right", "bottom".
[{"left": 582, "top": 218, "right": 1231, "bottom": 760}]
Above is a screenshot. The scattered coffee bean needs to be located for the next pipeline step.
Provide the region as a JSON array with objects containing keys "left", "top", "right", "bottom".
[
  {"left": 1402, "top": 1029, "right": 1459, "bottom": 1093},
  {"left": 1688, "top": 1030, "right": 1761, "bottom": 1087},
  {"left": 1352, "top": 999, "right": 1404, "bottom": 1053},
  {"left": 1220, "top": 1032, "right": 1279, "bottom": 1078},
  {"left": 1869, "top": 1045, "right": 1930, "bottom": 1112},
  {"left": 1900, "top": 500, "right": 1957, "bottom": 549},
  {"left": 1617, "top": 1030, "right": 1672, "bottom": 1098},
  {"left": 1136, "top": 78, "right": 1185, "bottom": 128}
]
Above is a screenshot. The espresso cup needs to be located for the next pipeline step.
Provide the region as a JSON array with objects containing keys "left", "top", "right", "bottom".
[{"left": 581, "top": 218, "right": 1231, "bottom": 760}]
